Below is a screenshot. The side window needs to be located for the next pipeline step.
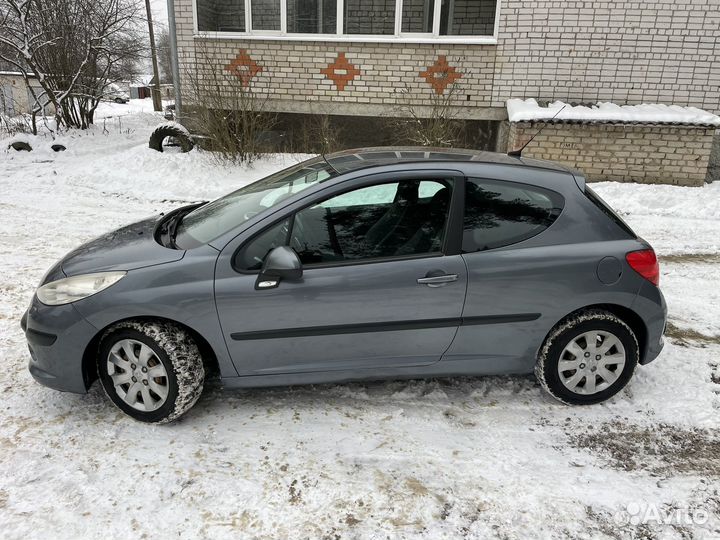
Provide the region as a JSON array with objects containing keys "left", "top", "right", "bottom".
[
  {"left": 463, "top": 178, "right": 563, "bottom": 253},
  {"left": 291, "top": 179, "right": 452, "bottom": 265},
  {"left": 234, "top": 179, "right": 453, "bottom": 271},
  {"left": 234, "top": 219, "right": 290, "bottom": 271}
]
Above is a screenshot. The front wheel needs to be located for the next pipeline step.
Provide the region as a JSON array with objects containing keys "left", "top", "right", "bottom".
[
  {"left": 98, "top": 321, "right": 205, "bottom": 423},
  {"left": 535, "top": 310, "right": 639, "bottom": 405}
]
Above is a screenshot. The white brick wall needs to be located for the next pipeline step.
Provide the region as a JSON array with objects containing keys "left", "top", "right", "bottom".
[
  {"left": 173, "top": 0, "right": 720, "bottom": 117},
  {"left": 495, "top": 0, "right": 720, "bottom": 112},
  {"left": 508, "top": 122, "right": 716, "bottom": 186}
]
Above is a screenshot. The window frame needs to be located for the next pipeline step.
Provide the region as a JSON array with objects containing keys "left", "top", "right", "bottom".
[
  {"left": 231, "top": 171, "right": 465, "bottom": 274},
  {"left": 461, "top": 177, "right": 565, "bottom": 254},
  {"left": 193, "top": 0, "right": 501, "bottom": 44}
]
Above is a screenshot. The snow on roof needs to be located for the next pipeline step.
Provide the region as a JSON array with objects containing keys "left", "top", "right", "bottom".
[{"left": 506, "top": 98, "right": 720, "bottom": 127}]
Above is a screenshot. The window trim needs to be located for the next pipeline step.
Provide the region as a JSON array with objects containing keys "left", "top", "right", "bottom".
[
  {"left": 461, "top": 177, "right": 565, "bottom": 254},
  {"left": 232, "top": 174, "right": 463, "bottom": 274},
  {"left": 192, "top": 0, "right": 501, "bottom": 44}
]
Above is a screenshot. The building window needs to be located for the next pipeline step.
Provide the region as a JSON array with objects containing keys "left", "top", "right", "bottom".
[
  {"left": 287, "top": 0, "right": 337, "bottom": 33},
  {"left": 402, "top": 0, "right": 434, "bottom": 33},
  {"left": 196, "top": 0, "right": 499, "bottom": 41},
  {"left": 251, "top": 0, "right": 281, "bottom": 30},
  {"left": 440, "top": 0, "right": 496, "bottom": 36},
  {"left": 197, "top": 0, "right": 246, "bottom": 32}
]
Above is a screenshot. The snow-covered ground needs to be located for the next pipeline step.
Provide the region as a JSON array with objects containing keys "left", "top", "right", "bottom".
[{"left": 0, "top": 102, "right": 718, "bottom": 539}]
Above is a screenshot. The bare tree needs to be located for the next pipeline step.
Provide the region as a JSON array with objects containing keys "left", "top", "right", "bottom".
[
  {"left": 0, "top": 0, "right": 144, "bottom": 132},
  {"left": 184, "top": 42, "right": 277, "bottom": 164}
]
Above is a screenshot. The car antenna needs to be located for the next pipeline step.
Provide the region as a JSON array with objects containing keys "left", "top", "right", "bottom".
[{"left": 507, "top": 104, "right": 567, "bottom": 158}]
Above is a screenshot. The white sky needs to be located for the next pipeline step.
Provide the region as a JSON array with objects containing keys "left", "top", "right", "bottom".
[{"left": 150, "top": 0, "right": 169, "bottom": 26}]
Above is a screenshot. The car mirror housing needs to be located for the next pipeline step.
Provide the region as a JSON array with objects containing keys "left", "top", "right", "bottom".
[{"left": 256, "top": 246, "right": 303, "bottom": 289}]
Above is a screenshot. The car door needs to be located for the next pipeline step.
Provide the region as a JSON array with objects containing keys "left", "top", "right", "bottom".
[
  {"left": 214, "top": 172, "right": 468, "bottom": 377},
  {"left": 443, "top": 175, "right": 570, "bottom": 372}
]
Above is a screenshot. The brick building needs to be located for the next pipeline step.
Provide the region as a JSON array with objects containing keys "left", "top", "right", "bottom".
[{"left": 172, "top": 0, "right": 720, "bottom": 183}]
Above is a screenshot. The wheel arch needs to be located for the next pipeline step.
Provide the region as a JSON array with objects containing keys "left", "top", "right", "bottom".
[
  {"left": 81, "top": 315, "right": 220, "bottom": 390},
  {"left": 542, "top": 303, "right": 648, "bottom": 362}
]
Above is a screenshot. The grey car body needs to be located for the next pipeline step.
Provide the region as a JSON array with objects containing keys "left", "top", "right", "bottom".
[{"left": 22, "top": 148, "right": 666, "bottom": 404}]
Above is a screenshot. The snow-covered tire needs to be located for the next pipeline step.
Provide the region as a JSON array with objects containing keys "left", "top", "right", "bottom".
[
  {"left": 9, "top": 141, "right": 32, "bottom": 152},
  {"left": 98, "top": 321, "right": 204, "bottom": 423},
  {"left": 148, "top": 124, "right": 193, "bottom": 153},
  {"left": 535, "top": 309, "right": 639, "bottom": 405}
]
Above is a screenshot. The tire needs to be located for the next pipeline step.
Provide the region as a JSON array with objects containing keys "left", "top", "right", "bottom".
[
  {"left": 98, "top": 321, "right": 205, "bottom": 423},
  {"left": 9, "top": 141, "right": 32, "bottom": 152},
  {"left": 149, "top": 124, "right": 193, "bottom": 153},
  {"left": 535, "top": 310, "right": 639, "bottom": 405}
]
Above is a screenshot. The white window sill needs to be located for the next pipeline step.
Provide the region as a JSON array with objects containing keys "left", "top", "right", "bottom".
[{"left": 193, "top": 32, "right": 498, "bottom": 45}]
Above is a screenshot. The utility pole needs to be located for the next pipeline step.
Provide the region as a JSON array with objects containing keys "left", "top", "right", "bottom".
[
  {"left": 167, "top": 0, "right": 182, "bottom": 120},
  {"left": 144, "top": 0, "right": 163, "bottom": 112}
]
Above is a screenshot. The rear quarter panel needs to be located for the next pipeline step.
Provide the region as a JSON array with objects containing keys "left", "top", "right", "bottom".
[{"left": 443, "top": 163, "right": 649, "bottom": 374}]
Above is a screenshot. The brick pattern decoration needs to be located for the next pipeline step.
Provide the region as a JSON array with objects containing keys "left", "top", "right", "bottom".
[
  {"left": 507, "top": 122, "right": 716, "bottom": 186},
  {"left": 419, "top": 55, "right": 463, "bottom": 94},
  {"left": 224, "top": 49, "right": 263, "bottom": 86},
  {"left": 320, "top": 52, "right": 361, "bottom": 91},
  {"left": 174, "top": 0, "right": 720, "bottom": 116}
]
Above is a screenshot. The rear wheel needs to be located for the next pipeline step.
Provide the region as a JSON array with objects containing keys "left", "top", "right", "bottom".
[
  {"left": 535, "top": 310, "right": 639, "bottom": 405},
  {"left": 98, "top": 321, "right": 204, "bottom": 423}
]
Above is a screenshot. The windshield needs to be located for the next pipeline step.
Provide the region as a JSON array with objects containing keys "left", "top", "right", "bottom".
[{"left": 174, "top": 157, "right": 337, "bottom": 248}]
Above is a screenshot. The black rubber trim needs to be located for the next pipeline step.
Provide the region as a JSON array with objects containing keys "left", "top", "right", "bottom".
[
  {"left": 462, "top": 314, "right": 540, "bottom": 326},
  {"left": 231, "top": 313, "right": 540, "bottom": 341},
  {"left": 25, "top": 327, "right": 58, "bottom": 347},
  {"left": 20, "top": 311, "right": 28, "bottom": 332}
]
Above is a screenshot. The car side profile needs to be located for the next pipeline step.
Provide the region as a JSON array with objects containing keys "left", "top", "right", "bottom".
[{"left": 21, "top": 147, "right": 666, "bottom": 423}]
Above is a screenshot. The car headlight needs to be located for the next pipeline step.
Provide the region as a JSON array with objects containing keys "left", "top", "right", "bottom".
[{"left": 36, "top": 271, "right": 126, "bottom": 306}]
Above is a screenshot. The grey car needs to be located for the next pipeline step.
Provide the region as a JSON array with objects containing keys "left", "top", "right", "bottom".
[{"left": 22, "top": 147, "right": 666, "bottom": 423}]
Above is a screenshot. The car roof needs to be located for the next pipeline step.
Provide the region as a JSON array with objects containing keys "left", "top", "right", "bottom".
[{"left": 323, "top": 146, "right": 573, "bottom": 175}]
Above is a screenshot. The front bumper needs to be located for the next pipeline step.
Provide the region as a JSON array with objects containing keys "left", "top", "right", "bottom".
[{"left": 22, "top": 295, "right": 98, "bottom": 393}]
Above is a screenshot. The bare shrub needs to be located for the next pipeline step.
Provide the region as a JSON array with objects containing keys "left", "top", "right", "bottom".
[
  {"left": 0, "top": 112, "right": 31, "bottom": 136},
  {"left": 184, "top": 42, "right": 277, "bottom": 164},
  {"left": 292, "top": 113, "right": 344, "bottom": 154},
  {"left": 393, "top": 81, "right": 464, "bottom": 148}
]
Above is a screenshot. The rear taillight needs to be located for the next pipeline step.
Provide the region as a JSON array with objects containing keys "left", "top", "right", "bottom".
[{"left": 626, "top": 249, "right": 660, "bottom": 287}]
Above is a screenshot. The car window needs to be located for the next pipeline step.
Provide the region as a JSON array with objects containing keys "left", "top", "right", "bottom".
[
  {"left": 291, "top": 179, "right": 452, "bottom": 265},
  {"left": 319, "top": 183, "right": 398, "bottom": 208},
  {"left": 234, "top": 179, "right": 453, "bottom": 271},
  {"left": 233, "top": 219, "right": 290, "bottom": 271},
  {"left": 175, "top": 157, "right": 336, "bottom": 248},
  {"left": 462, "top": 178, "right": 563, "bottom": 252}
]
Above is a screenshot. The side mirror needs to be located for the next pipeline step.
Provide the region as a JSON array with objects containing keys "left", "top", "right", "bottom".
[{"left": 256, "top": 246, "right": 303, "bottom": 289}]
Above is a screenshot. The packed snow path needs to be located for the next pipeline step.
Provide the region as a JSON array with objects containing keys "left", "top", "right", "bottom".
[{"left": 1, "top": 105, "right": 718, "bottom": 539}]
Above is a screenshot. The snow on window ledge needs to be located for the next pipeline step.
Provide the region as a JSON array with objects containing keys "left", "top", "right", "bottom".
[{"left": 506, "top": 98, "right": 720, "bottom": 127}]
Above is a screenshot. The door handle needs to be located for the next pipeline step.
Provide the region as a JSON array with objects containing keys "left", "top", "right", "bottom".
[{"left": 417, "top": 273, "right": 458, "bottom": 287}]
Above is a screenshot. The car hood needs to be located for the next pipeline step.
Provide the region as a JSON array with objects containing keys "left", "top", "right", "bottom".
[{"left": 60, "top": 216, "right": 184, "bottom": 277}]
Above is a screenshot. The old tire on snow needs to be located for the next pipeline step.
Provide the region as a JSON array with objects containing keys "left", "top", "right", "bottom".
[
  {"left": 98, "top": 321, "right": 205, "bottom": 423},
  {"left": 535, "top": 309, "right": 639, "bottom": 405},
  {"left": 9, "top": 141, "right": 32, "bottom": 152},
  {"left": 149, "top": 124, "right": 193, "bottom": 153}
]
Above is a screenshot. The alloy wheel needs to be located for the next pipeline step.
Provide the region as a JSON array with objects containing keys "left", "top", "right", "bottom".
[
  {"left": 557, "top": 330, "right": 626, "bottom": 395},
  {"left": 107, "top": 339, "right": 169, "bottom": 411}
]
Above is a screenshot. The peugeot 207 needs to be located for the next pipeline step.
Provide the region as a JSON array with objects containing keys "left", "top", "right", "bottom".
[{"left": 21, "top": 148, "right": 666, "bottom": 423}]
